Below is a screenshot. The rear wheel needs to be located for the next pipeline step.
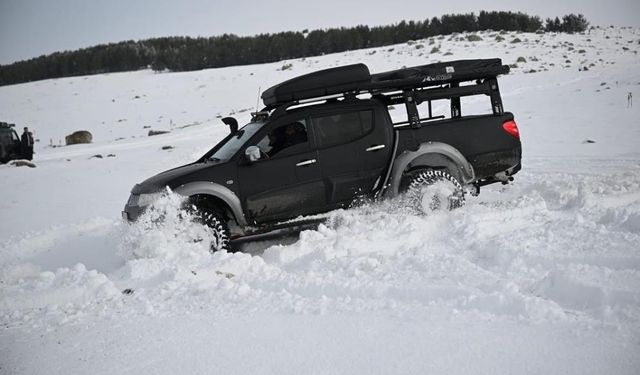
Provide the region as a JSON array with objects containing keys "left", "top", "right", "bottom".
[{"left": 403, "top": 169, "right": 465, "bottom": 213}]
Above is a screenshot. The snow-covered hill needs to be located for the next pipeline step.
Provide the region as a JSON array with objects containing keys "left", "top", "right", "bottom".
[{"left": 1, "top": 27, "right": 639, "bottom": 374}]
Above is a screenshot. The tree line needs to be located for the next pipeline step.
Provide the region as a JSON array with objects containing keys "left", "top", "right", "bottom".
[
  {"left": 544, "top": 14, "right": 589, "bottom": 33},
  {"left": 0, "top": 11, "right": 589, "bottom": 86}
]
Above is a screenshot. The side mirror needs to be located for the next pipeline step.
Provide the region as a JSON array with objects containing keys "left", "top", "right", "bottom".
[
  {"left": 245, "top": 146, "right": 261, "bottom": 163},
  {"left": 222, "top": 117, "right": 239, "bottom": 134}
]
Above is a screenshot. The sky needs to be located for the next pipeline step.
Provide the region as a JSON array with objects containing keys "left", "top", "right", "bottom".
[{"left": 1, "top": 0, "right": 639, "bottom": 65}]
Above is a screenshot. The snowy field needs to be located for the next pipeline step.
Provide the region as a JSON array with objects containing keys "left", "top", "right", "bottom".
[{"left": 1, "top": 27, "right": 640, "bottom": 374}]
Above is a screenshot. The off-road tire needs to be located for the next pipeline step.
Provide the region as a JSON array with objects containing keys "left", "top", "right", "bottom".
[
  {"left": 191, "top": 205, "right": 231, "bottom": 253},
  {"left": 404, "top": 169, "right": 465, "bottom": 213}
]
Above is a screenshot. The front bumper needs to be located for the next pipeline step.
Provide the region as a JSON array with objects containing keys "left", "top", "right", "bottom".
[
  {"left": 122, "top": 197, "right": 146, "bottom": 222},
  {"left": 122, "top": 206, "right": 146, "bottom": 222}
]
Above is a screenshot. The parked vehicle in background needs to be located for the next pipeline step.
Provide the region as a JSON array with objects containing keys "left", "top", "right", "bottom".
[{"left": 0, "top": 122, "right": 21, "bottom": 164}]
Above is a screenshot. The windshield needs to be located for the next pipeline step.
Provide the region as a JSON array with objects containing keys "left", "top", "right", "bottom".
[{"left": 208, "top": 121, "right": 264, "bottom": 162}]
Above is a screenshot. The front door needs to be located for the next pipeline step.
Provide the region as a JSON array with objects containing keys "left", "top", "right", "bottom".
[{"left": 237, "top": 119, "right": 325, "bottom": 224}]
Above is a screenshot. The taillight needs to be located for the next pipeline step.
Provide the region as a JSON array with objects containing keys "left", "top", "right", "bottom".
[{"left": 502, "top": 120, "right": 520, "bottom": 139}]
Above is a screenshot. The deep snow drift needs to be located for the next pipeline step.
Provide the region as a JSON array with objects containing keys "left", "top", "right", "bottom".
[{"left": 1, "top": 27, "right": 640, "bottom": 374}]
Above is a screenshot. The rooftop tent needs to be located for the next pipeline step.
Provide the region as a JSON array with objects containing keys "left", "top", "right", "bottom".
[
  {"left": 261, "top": 64, "right": 371, "bottom": 107},
  {"left": 260, "top": 59, "right": 509, "bottom": 108},
  {"left": 370, "top": 59, "right": 509, "bottom": 87}
]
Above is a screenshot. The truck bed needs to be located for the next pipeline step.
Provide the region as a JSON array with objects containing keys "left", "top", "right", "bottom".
[{"left": 395, "top": 113, "right": 521, "bottom": 181}]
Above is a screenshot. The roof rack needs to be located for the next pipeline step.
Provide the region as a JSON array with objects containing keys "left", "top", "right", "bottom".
[{"left": 261, "top": 59, "right": 509, "bottom": 108}]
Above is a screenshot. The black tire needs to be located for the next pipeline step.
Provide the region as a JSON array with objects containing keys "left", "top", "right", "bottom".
[
  {"left": 404, "top": 169, "right": 465, "bottom": 213},
  {"left": 191, "top": 205, "right": 231, "bottom": 253}
]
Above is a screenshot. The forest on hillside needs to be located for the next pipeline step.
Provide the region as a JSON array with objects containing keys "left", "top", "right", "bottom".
[{"left": 0, "top": 11, "right": 589, "bottom": 86}]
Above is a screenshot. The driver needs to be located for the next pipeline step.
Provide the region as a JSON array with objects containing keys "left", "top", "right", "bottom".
[{"left": 267, "top": 122, "right": 307, "bottom": 157}]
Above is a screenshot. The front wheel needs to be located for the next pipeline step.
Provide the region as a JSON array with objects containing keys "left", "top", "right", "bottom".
[
  {"left": 404, "top": 169, "right": 465, "bottom": 214},
  {"left": 191, "top": 205, "right": 231, "bottom": 252}
]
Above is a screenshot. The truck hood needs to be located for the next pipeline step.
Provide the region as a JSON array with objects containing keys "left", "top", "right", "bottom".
[{"left": 131, "top": 161, "right": 223, "bottom": 194}]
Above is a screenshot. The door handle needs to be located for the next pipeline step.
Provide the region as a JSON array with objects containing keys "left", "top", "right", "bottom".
[
  {"left": 296, "top": 159, "right": 317, "bottom": 167},
  {"left": 365, "top": 144, "right": 385, "bottom": 152}
]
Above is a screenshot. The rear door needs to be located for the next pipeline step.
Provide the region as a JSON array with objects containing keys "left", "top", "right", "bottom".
[{"left": 310, "top": 103, "right": 392, "bottom": 206}]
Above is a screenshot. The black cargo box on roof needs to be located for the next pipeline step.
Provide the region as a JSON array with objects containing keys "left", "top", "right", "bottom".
[
  {"left": 261, "top": 59, "right": 509, "bottom": 108},
  {"left": 261, "top": 64, "right": 371, "bottom": 107},
  {"left": 371, "top": 58, "right": 508, "bottom": 87}
]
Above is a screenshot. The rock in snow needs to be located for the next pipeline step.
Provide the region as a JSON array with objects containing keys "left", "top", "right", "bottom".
[
  {"left": 65, "top": 130, "right": 93, "bottom": 145},
  {"left": 9, "top": 159, "right": 36, "bottom": 168}
]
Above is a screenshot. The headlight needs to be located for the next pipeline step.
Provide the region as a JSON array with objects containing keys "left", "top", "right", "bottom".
[{"left": 137, "top": 192, "right": 163, "bottom": 207}]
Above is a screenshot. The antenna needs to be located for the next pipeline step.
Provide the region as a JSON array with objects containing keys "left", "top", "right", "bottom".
[
  {"left": 250, "top": 86, "right": 269, "bottom": 121},
  {"left": 255, "top": 86, "right": 261, "bottom": 113}
]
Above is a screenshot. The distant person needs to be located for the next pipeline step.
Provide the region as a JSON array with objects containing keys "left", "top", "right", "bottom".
[
  {"left": 628, "top": 92, "right": 633, "bottom": 108},
  {"left": 21, "top": 127, "right": 34, "bottom": 160}
]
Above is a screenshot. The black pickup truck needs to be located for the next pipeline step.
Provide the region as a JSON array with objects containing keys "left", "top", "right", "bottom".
[{"left": 123, "top": 59, "right": 521, "bottom": 251}]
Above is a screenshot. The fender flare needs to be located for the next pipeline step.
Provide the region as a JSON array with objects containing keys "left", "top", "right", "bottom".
[
  {"left": 387, "top": 142, "right": 475, "bottom": 197},
  {"left": 173, "top": 181, "right": 247, "bottom": 226}
]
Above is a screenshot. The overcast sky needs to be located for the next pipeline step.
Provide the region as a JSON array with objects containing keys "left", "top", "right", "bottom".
[{"left": 1, "top": 0, "right": 639, "bottom": 65}]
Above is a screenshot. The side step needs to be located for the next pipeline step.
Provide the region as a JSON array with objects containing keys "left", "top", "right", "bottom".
[{"left": 230, "top": 218, "right": 326, "bottom": 244}]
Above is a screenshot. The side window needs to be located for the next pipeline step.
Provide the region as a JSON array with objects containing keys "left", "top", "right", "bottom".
[
  {"left": 311, "top": 110, "right": 373, "bottom": 148},
  {"left": 257, "top": 120, "right": 308, "bottom": 158}
]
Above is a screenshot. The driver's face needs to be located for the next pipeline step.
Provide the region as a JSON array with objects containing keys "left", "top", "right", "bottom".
[{"left": 285, "top": 126, "right": 295, "bottom": 136}]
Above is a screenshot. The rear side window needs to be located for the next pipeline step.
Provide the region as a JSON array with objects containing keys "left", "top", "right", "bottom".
[{"left": 311, "top": 110, "right": 373, "bottom": 148}]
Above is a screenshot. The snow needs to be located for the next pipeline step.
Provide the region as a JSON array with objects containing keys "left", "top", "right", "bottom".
[{"left": 1, "top": 27, "right": 640, "bottom": 374}]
